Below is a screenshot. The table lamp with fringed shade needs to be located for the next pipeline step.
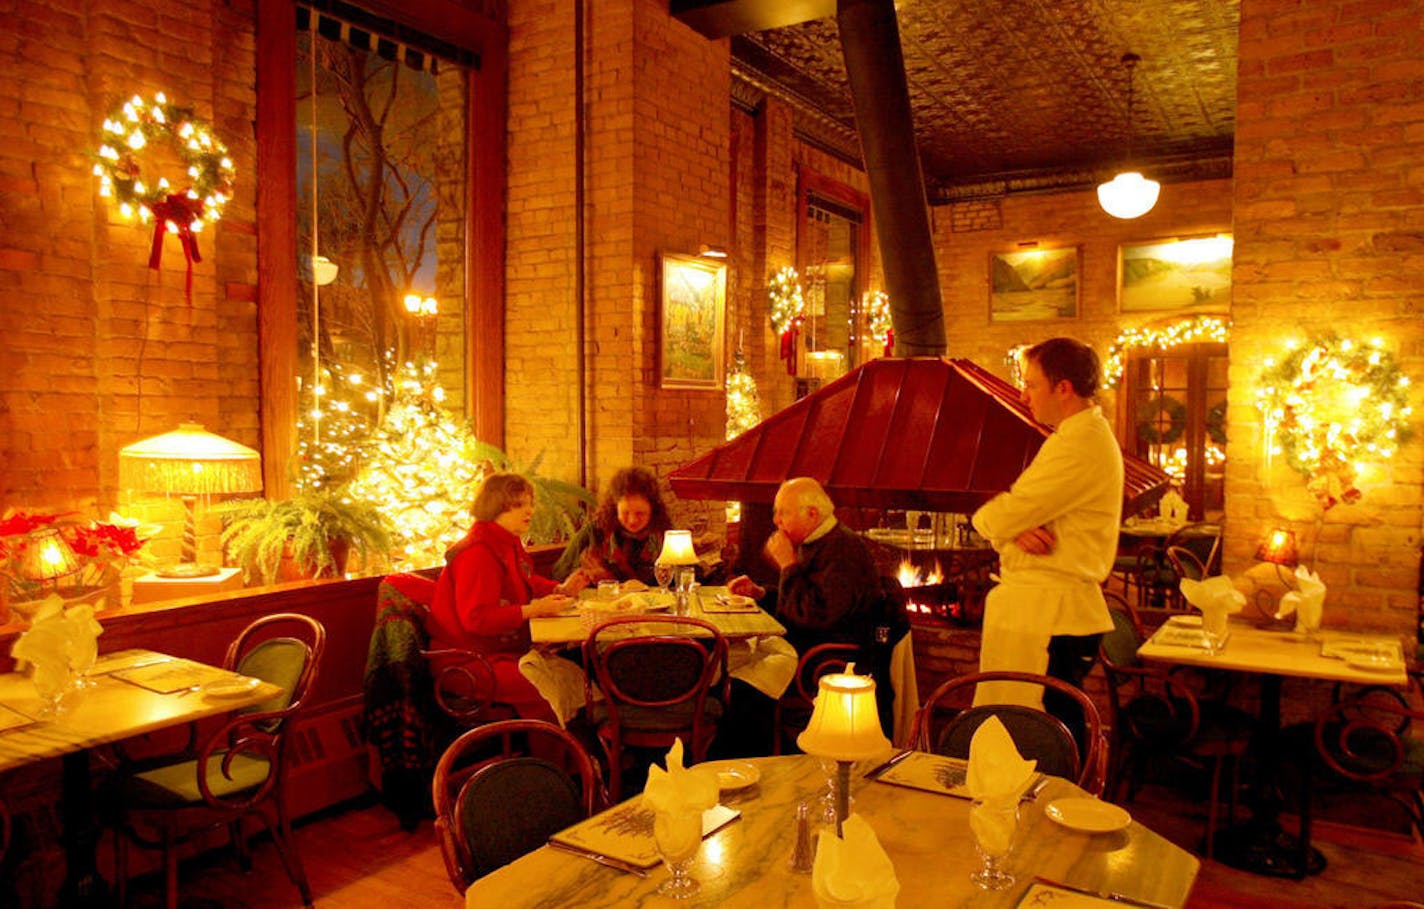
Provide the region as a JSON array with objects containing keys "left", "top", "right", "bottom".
[
  {"left": 119, "top": 423, "right": 263, "bottom": 578},
  {"left": 656, "top": 529, "right": 701, "bottom": 613},
  {"left": 797, "top": 664, "right": 891, "bottom": 836}
]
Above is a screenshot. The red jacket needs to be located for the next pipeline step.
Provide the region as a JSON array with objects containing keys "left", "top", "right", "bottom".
[{"left": 427, "top": 521, "right": 557, "bottom": 656}]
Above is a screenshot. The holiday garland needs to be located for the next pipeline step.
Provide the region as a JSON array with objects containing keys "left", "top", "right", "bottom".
[
  {"left": 866, "top": 290, "right": 893, "bottom": 357},
  {"left": 94, "top": 92, "right": 235, "bottom": 300},
  {"left": 1256, "top": 334, "right": 1413, "bottom": 509},
  {"left": 768, "top": 266, "right": 806, "bottom": 375},
  {"left": 1103, "top": 315, "right": 1230, "bottom": 388}
]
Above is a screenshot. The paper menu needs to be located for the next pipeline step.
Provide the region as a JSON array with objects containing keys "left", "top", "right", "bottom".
[
  {"left": 0, "top": 703, "right": 35, "bottom": 734},
  {"left": 111, "top": 659, "right": 229, "bottom": 694},
  {"left": 1016, "top": 881, "right": 1142, "bottom": 908},
  {"left": 867, "top": 751, "right": 1043, "bottom": 800},
  {"left": 1320, "top": 634, "right": 1401, "bottom": 663},
  {"left": 549, "top": 800, "right": 740, "bottom": 868}
]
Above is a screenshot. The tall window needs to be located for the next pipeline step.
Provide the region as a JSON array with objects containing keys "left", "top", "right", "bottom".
[
  {"left": 1123, "top": 342, "right": 1228, "bottom": 520},
  {"left": 294, "top": 7, "right": 470, "bottom": 488},
  {"left": 796, "top": 167, "right": 871, "bottom": 388}
]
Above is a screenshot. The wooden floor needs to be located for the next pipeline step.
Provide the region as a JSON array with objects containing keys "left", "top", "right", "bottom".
[{"left": 120, "top": 785, "right": 1423, "bottom": 908}]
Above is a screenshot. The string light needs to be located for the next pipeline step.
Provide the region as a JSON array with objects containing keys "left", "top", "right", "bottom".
[
  {"left": 1102, "top": 316, "right": 1231, "bottom": 388},
  {"left": 866, "top": 290, "right": 893, "bottom": 357},
  {"left": 768, "top": 266, "right": 806, "bottom": 335}
]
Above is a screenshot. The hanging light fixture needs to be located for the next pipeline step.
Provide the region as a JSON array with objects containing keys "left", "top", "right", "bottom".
[{"left": 1097, "top": 52, "right": 1160, "bottom": 220}]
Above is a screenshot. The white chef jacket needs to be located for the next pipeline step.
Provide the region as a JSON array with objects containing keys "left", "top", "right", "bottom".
[{"left": 970, "top": 405, "right": 1123, "bottom": 707}]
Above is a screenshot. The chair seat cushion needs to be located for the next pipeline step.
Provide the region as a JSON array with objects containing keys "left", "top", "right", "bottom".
[{"left": 122, "top": 751, "right": 273, "bottom": 808}]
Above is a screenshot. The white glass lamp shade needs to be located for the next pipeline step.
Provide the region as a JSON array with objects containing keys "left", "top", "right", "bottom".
[
  {"left": 118, "top": 423, "right": 263, "bottom": 496},
  {"left": 796, "top": 664, "right": 891, "bottom": 761},
  {"left": 1096, "top": 171, "right": 1160, "bottom": 219},
  {"left": 656, "top": 529, "right": 699, "bottom": 566}
]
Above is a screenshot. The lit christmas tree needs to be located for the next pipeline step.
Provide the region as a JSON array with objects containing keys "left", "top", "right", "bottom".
[
  {"left": 295, "top": 359, "right": 383, "bottom": 491},
  {"left": 345, "top": 358, "right": 492, "bottom": 569}
]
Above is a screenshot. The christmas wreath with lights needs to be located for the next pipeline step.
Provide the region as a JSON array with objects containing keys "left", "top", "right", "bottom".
[
  {"left": 1136, "top": 395, "right": 1188, "bottom": 445},
  {"left": 1206, "top": 400, "right": 1228, "bottom": 446},
  {"left": 866, "top": 289, "right": 893, "bottom": 357},
  {"left": 768, "top": 266, "right": 806, "bottom": 375},
  {"left": 94, "top": 92, "right": 235, "bottom": 298},
  {"left": 1256, "top": 334, "right": 1413, "bottom": 508}
]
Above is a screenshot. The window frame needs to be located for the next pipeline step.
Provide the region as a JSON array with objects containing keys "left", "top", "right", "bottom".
[{"left": 255, "top": 0, "right": 506, "bottom": 497}]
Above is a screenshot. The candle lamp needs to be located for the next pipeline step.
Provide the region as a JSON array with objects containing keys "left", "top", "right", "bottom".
[
  {"left": 796, "top": 664, "right": 891, "bottom": 837},
  {"left": 656, "top": 529, "right": 700, "bottom": 615},
  {"left": 1254, "top": 525, "right": 1299, "bottom": 590}
]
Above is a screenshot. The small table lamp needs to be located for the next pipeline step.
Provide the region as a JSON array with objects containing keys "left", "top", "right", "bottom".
[
  {"left": 797, "top": 664, "right": 891, "bottom": 836},
  {"left": 656, "top": 529, "right": 700, "bottom": 612},
  {"left": 17, "top": 527, "right": 81, "bottom": 593},
  {"left": 119, "top": 423, "right": 263, "bottom": 578},
  {"left": 1255, "top": 526, "right": 1299, "bottom": 589}
]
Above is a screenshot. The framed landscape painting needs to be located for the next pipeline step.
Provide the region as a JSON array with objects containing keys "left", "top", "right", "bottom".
[
  {"left": 1119, "top": 234, "right": 1233, "bottom": 313},
  {"left": 659, "top": 252, "right": 726, "bottom": 389},
  {"left": 989, "top": 246, "right": 1079, "bottom": 322}
]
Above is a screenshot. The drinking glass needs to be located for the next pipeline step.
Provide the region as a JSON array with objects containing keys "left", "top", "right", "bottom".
[
  {"left": 968, "top": 799, "right": 1018, "bottom": 890},
  {"left": 32, "top": 664, "right": 73, "bottom": 719},
  {"left": 653, "top": 809, "right": 702, "bottom": 899},
  {"left": 1202, "top": 609, "right": 1229, "bottom": 656},
  {"left": 597, "top": 579, "right": 620, "bottom": 600},
  {"left": 654, "top": 562, "right": 675, "bottom": 595}
]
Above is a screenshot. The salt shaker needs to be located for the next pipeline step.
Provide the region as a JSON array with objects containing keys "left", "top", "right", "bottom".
[{"left": 788, "top": 800, "right": 815, "bottom": 873}]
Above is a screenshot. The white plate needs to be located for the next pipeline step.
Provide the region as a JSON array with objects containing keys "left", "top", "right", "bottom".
[
  {"left": 1044, "top": 798, "right": 1131, "bottom": 834},
  {"left": 202, "top": 677, "right": 262, "bottom": 699},
  {"left": 710, "top": 760, "right": 760, "bottom": 792}
]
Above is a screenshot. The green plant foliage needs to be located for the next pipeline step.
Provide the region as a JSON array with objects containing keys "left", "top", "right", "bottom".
[
  {"left": 216, "top": 487, "right": 393, "bottom": 585},
  {"left": 465, "top": 441, "right": 595, "bottom": 545}
]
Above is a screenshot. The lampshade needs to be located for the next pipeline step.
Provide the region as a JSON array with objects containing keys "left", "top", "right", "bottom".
[
  {"left": 1254, "top": 527, "right": 1299, "bottom": 567},
  {"left": 119, "top": 423, "right": 263, "bottom": 496},
  {"left": 656, "top": 529, "right": 699, "bottom": 566},
  {"left": 797, "top": 664, "right": 891, "bottom": 761},
  {"left": 17, "top": 527, "right": 80, "bottom": 582},
  {"left": 1096, "top": 171, "right": 1161, "bottom": 219}
]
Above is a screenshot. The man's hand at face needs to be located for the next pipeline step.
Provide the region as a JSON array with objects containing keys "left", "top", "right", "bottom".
[
  {"left": 764, "top": 530, "right": 797, "bottom": 570},
  {"left": 1014, "top": 526, "right": 1056, "bottom": 555}
]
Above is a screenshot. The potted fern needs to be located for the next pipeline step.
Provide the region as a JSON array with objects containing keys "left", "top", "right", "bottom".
[{"left": 217, "top": 487, "right": 392, "bottom": 585}]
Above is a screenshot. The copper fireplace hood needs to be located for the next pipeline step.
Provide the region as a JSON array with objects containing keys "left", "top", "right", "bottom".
[{"left": 669, "top": 356, "right": 1171, "bottom": 514}]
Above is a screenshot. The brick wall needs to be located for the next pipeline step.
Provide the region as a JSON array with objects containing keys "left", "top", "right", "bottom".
[
  {"left": 1226, "top": 0, "right": 1424, "bottom": 636},
  {"left": 0, "top": 0, "right": 261, "bottom": 513}
]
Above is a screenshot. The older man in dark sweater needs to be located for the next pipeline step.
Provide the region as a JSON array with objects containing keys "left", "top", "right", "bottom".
[{"left": 727, "top": 477, "right": 881, "bottom": 653}]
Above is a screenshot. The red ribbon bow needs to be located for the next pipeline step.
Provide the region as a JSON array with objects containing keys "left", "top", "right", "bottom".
[
  {"left": 148, "top": 194, "right": 204, "bottom": 303},
  {"left": 779, "top": 321, "right": 801, "bottom": 376}
]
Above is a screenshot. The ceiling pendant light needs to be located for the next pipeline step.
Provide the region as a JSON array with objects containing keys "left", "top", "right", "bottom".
[{"left": 1097, "top": 52, "right": 1160, "bottom": 220}]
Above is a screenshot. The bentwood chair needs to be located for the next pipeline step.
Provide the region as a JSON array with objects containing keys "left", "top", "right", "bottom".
[
  {"left": 1303, "top": 686, "right": 1424, "bottom": 839},
  {"left": 911, "top": 670, "right": 1107, "bottom": 796},
  {"left": 1099, "top": 601, "right": 1252, "bottom": 857},
  {"left": 111, "top": 613, "right": 325, "bottom": 909},
  {"left": 433, "top": 718, "right": 603, "bottom": 892},
  {"left": 583, "top": 615, "right": 729, "bottom": 800},
  {"left": 772, "top": 642, "right": 860, "bottom": 755}
]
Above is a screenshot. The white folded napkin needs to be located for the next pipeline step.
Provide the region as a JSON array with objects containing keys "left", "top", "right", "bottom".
[
  {"left": 727, "top": 636, "right": 797, "bottom": 699},
  {"left": 966, "top": 714, "right": 1037, "bottom": 806},
  {"left": 642, "top": 739, "right": 719, "bottom": 815},
  {"left": 1158, "top": 489, "right": 1189, "bottom": 523},
  {"left": 63, "top": 602, "right": 103, "bottom": 674},
  {"left": 1179, "top": 575, "right": 1244, "bottom": 639},
  {"left": 517, "top": 650, "right": 593, "bottom": 728},
  {"left": 10, "top": 597, "right": 84, "bottom": 700},
  {"left": 1274, "top": 565, "right": 1326, "bottom": 633},
  {"left": 812, "top": 813, "right": 900, "bottom": 909}
]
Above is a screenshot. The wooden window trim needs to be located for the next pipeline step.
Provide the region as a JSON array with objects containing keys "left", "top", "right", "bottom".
[{"left": 255, "top": 0, "right": 506, "bottom": 497}]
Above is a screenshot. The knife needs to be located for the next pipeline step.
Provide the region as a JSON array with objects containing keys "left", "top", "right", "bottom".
[
  {"left": 547, "top": 841, "right": 650, "bottom": 878},
  {"left": 1033, "top": 876, "right": 1172, "bottom": 909},
  {"left": 863, "top": 749, "right": 915, "bottom": 779}
]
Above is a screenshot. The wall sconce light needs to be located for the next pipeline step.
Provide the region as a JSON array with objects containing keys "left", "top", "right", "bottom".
[{"left": 698, "top": 244, "right": 728, "bottom": 259}]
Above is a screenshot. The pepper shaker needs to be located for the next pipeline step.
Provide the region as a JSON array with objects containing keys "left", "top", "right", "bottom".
[{"left": 788, "top": 800, "right": 815, "bottom": 873}]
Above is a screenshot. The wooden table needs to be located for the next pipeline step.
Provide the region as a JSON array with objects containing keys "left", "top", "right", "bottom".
[
  {"left": 1139, "top": 621, "right": 1408, "bottom": 878},
  {"left": 531, "top": 586, "right": 786, "bottom": 646},
  {"left": 0, "top": 648, "right": 281, "bottom": 905},
  {"left": 464, "top": 754, "right": 1200, "bottom": 908}
]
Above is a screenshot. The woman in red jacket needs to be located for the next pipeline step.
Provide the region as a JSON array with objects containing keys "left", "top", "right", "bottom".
[{"left": 428, "top": 472, "right": 589, "bottom": 719}]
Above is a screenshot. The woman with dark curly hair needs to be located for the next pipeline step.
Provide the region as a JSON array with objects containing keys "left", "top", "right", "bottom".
[{"left": 553, "top": 466, "right": 671, "bottom": 586}]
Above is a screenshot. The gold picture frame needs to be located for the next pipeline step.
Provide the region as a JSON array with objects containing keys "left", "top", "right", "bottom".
[
  {"left": 1118, "top": 234, "right": 1233, "bottom": 313},
  {"left": 659, "top": 252, "right": 727, "bottom": 389},
  {"left": 989, "top": 246, "right": 1080, "bottom": 322}
]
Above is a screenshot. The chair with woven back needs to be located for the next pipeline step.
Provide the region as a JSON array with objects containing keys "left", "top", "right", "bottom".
[
  {"left": 772, "top": 642, "right": 860, "bottom": 755},
  {"left": 910, "top": 670, "right": 1107, "bottom": 797},
  {"left": 110, "top": 613, "right": 325, "bottom": 909},
  {"left": 1098, "top": 596, "right": 1252, "bottom": 857},
  {"left": 582, "top": 614, "right": 729, "bottom": 800},
  {"left": 432, "top": 718, "right": 603, "bottom": 892}
]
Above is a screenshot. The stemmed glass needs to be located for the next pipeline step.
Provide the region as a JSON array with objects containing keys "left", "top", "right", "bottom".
[
  {"left": 653, "top": 808, "right": 702, "bottom": 899},
  {"left": 654, "top": 562, "right": 675, "bottom": 597},
  {"left": 968, "top": 799, "right": 1018, "bottom": 890}
]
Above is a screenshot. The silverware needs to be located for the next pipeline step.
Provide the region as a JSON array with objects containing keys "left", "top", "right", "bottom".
[
  {"left": 1022, "top": 775, "right": 1050, "bottom": 802},
  {"left": 546, "top": 841, "right": 649, "bottom": 878},
  {"left": 863, "top": 749, "right": 915, "bottom": 779},
  {"left": 1033, "top": 876, "right": 1172, "bottom": 909}
]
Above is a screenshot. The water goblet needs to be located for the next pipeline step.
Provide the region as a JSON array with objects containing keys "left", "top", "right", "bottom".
[
  {"left": 654, "top": 562, "right": 675, "bottom": 595},
  {"left": 968, "top": 799, "right": 1018, "bottom": 890},
  {"left": 597, "top": 579, "right": 621, "bottom": 600},
  {"left": 32, "top": 664, "right": 74, "bottom": 719},
  {"left": 653, "top": 808, "right": 702, "bottom": 899}
]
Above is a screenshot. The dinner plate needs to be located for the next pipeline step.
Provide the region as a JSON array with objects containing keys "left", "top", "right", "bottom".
[
  {"left": 1044, "top": 798, "right": 1131, "bottom": 834},
  {"left": 202, "top": 677, "right": 262, "bottom": 699},
  {"left": 709, "top": 760, "right": 760, "bottom": 792}
]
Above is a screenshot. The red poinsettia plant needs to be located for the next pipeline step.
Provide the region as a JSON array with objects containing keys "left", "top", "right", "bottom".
[{"left": 1, "top": 508, "right": 155, "bottom": 603}]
